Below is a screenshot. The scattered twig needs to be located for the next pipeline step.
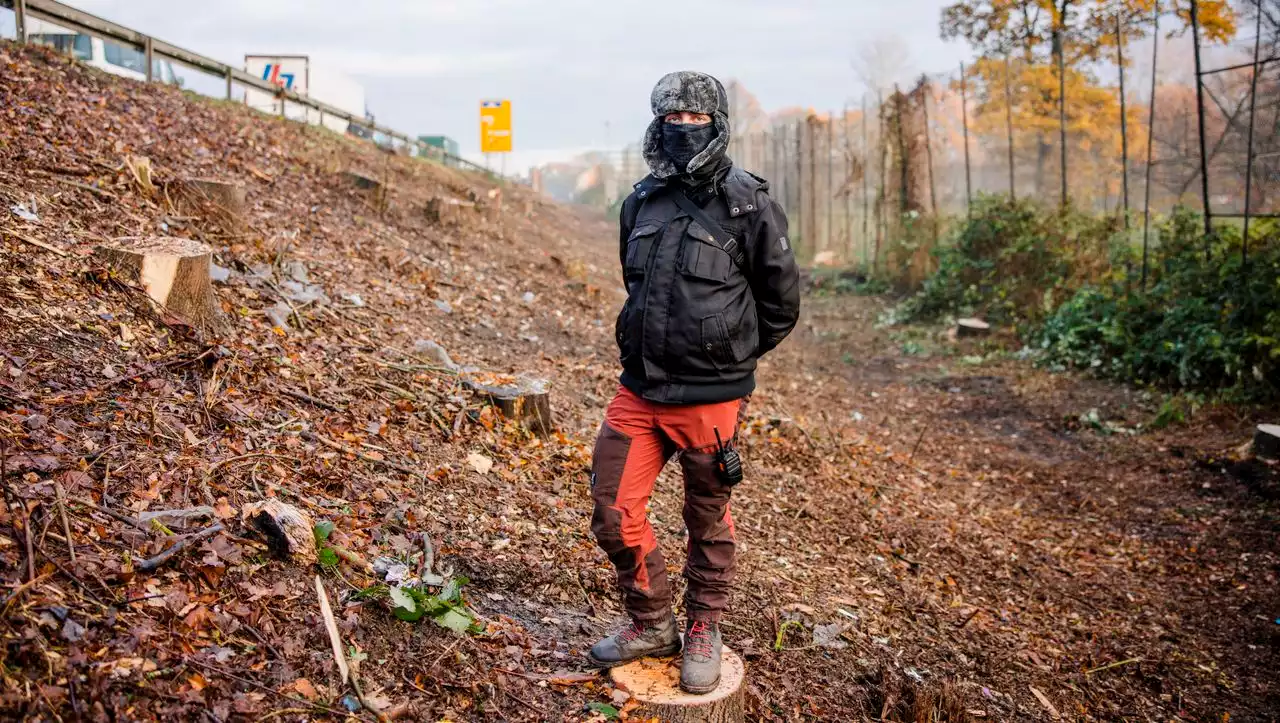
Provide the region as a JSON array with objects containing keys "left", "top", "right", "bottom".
[
  {"left": 73, "top": 499, "right": 151, "bottom": 532},
  {"left": 2, "top": 227, "right": 70, "bottom": 256},
  {"left": 303, "top": 431, "right": 422, "bottom": 479},
  {"left": 1085, "top": 657, "right": 1143, "bottom": 676},
  {"left": 136, "top": 523, "right": 225, "bottom": 572},
  {"left": 184, "top": 658, "right": 352, "bottom": 719},
  {"left": 51, "top": 176, "right": 117, "bottom": 199},
  {"left": 906, "top": 421, "right": 929, "bottom": 466},
  {"left": 0, "top": 440, "right": 36, "bottom": 582},
  {"left": 46, "top": 347, "right": 218, "bottom": 405},
  {"left": 314, "top": 575, "right": 350, "bottom": 684},
  {"left": 54, "top": 481, "right": 76, "bottom": 563},
  {"left": 1, "top": 571, "right": 55, "bottom": 613},
  {"left": 280, "top": 387, "right": 343, "bottom": 412}
]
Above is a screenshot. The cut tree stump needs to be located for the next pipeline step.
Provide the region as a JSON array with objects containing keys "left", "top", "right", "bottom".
[
  {"left": 342, "top": 170, "right": 382, "bottom": 192},
  {"left": 94, "top": 237, "right": 222, "bottom": 332},
  {"left": 424, "top": 195, "right": 476, "bottom": 225},
  {"left": 609, "top": 647, "right": 745, "bottom": 723},
  {"left": 1255, "top": 424, "right": 1280, "bottom": 461},
  {"left": 463, "top": 374, "right": 553, "bottom": 435},
  {"left": 169, "top": 178, "right": 246, "bottom": 229},
  {"left": 956, "top": 318, "right": 991, "bottom": 338}
]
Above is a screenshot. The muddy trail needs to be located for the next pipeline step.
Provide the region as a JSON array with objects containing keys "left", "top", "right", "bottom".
[{"left": 2, "top": 42, "right": 1279, "bottom": 722}]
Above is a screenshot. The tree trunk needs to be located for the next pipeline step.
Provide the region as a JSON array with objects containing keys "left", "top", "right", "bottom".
[
  {"left": 94, "top": 237, "right": 222, "bottom": 333},
  {"left": 610, "top": 647, "right": 745, "bottom": 723}
]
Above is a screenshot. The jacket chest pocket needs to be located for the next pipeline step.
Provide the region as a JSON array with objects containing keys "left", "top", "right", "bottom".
[
  {"left": 678, "top": 222, "right": 733, "bottom": 283},
  {"left": 624, "top": 222, "right": 663, "bottom": 279}
]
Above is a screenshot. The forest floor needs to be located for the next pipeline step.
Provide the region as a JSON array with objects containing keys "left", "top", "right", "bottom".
[{"left": 2, "top": 41, "right": 1279, "bottom": 722}]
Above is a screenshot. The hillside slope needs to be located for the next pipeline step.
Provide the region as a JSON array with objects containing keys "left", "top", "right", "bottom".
[{"left": 3, "top": 41, "right": 1279, "bottom": 723}]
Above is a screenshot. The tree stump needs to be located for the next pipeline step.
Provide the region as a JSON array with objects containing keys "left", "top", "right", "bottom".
[
  {"left": 463, "top": 374, "right": 553, "bottom": 435},
  {"left": 609, "top": 647, "right": 745, "bottom": 723},
  {"left": 1255, "top": 424, "right": 1280, "bottom": 461},
  {"left": 424, "top": 195, "right": 475, "bottom": 225},
  {"left": 956, "top": 318, "right": 991, "bottom": 338},
  {"left": 170, "top": 178, "right": 246, "bottom": 230},
  {"left": 342, "top": 170, "right": 382, "bottom": 192},
  {"left": 94, "top": 237, "right": 222, "bottom": 332}
]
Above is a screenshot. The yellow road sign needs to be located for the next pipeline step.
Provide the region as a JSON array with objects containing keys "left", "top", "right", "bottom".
[{"left": 480, "top": 99, "right": 512, "bottom": 153}]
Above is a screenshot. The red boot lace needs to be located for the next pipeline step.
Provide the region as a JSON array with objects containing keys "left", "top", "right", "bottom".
[
  {"left": 686, "top": 621, "right": 714, "bottom": 658},
  {"left": 617, "top": 619, "right": 649, "bottom": 644}
]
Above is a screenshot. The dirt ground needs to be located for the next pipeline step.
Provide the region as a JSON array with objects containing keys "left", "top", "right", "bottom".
[{"left": 2, "top": 42, "right": 1279, "bottom": 722}]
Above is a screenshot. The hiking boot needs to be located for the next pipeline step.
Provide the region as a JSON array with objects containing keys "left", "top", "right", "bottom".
[
  {"left": 680, "top": 619, "right": 722, "bottom": 694},
  {"left": 587, "top": 615, "right": 681, "bottom": 668}
]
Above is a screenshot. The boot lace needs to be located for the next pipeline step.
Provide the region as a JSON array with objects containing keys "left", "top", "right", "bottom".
[
  {"left": 617, "top": 619, "right": 650, "bottom": 644},
  {"left": 686, "top": 621, "right": 714, "bottom": 658}
]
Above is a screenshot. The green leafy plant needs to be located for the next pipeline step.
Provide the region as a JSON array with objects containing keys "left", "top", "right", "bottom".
[
  {"left": 388, "top": 577, "right": 482, "bottom": 634},
  {"left": 586, "top": 702, "right": 620, "bottom": 719},
  {"left": 314, "top": 520, "right": 339, "bottom": 568}
]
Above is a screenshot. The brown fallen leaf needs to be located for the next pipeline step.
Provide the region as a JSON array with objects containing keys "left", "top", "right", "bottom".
[{"left": 292, "top": 677, "right": 319, "bottom": 701}]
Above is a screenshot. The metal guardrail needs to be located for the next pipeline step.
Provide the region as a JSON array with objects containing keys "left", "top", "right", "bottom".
[{"left": 6, "top": 0, "right": 497, "bottom": 177}]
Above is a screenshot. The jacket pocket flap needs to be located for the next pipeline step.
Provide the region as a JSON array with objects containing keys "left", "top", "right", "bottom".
[{"left": 628, "top": 222, "right": 663, "bottom": 240}]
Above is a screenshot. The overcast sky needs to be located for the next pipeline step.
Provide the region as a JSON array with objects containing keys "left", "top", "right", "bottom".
[{"left": 12, "top": 0, "right": 974, "bottom": 170}]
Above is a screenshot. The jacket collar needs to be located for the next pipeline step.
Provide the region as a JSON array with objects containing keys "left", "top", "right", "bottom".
[{"left": 633, "top": 165, "right": 766, "bottom": 219}]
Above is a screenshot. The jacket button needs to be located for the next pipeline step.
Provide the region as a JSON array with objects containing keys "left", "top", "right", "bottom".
[
  {"left": 705, "top": 343, "right": 713, "bottom": 350},
  {"left": 746, "top": 204, "right": 754, "bottom": 210},
  {"left": 731, "top": 207, "right": 740, "bottom": 213}
]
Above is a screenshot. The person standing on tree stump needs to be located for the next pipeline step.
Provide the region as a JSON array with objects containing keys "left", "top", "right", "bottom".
[{"left": 588, "top": 70, "right": 800, "bottom": 694}]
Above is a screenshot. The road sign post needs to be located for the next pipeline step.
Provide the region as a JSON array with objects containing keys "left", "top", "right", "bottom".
[{"left": 480, "top": 99, "right": 512, "bottom": 156}]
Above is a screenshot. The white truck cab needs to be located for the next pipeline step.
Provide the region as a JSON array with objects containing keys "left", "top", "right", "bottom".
[{"left": 27, "top": 27, "right": 179, "bottom": 85}]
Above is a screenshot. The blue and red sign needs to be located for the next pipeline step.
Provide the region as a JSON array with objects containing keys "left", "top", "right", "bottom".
[{"left": 261, "top": 64, "right": 295, "bottom": 90}]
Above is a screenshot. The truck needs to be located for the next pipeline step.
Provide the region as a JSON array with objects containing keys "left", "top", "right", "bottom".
[
  {"left": 25, "top": 18, "right": 180, "bottom": 84},
  {"left": 243, "top": 55, "right": 366, "bottom": 136}
]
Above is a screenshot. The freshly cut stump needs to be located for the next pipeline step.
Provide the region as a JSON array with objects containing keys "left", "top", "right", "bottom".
[
  {"left": 170, "top": 178, "right": 246, "bottom": 229},
  {"left": 609, "top": 647, "right": 745, "bottom": 723},
  {"left": 94, "top": 237, "right": 221, "bottom": 332},
  {"left": 1255, "top": 424, "right": 1280, "bottom": 461},
  {"left": 463, "top": 374, "right": 553, "bottom": 435},
  {"left": 424, "top": 195, "right": 475, "bottom": 225},
  {"left": 956, "top": 318, "right": 991, "bottom": 338}
]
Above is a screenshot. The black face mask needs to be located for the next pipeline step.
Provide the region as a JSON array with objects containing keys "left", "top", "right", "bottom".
[{"left": 662, "top": 122, "right": 717, "bottom": 173}]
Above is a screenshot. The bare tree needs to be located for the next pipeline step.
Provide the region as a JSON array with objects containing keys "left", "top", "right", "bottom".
[{"left": 852, "top": 33, "right": 916, "bottom": 96}]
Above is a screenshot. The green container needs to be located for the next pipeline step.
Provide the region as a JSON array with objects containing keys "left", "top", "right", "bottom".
[{"left": 418, "top": 135, "right": 459, "bottom": 157}]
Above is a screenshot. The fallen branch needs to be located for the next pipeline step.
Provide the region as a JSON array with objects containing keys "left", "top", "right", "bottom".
[
  {"left": 280, "top": 387, "right": 343, "bottom": 412},
  {"left": 2, "top": 228, "right": 69, "bottom": 257},
  {"left": 54, "top": 481, "right": 76, "bottom": 563},
  {"left": 315, "top": 575, "right": 350, "bottom": 684},
  {"left": 137, "top": 523, "right": 225, "bottom": 572},
  {"left": 73, "top": 500, "right": 151, "bottom": 532},
  {"left": 51, "top": 176, "right": 117, "bottom": 199},
  {"left": 47, "top": 347, "right": 218, "bottom": 405},
  {"left": 303, "top": 432, "right": 422, "bottom": 479}
]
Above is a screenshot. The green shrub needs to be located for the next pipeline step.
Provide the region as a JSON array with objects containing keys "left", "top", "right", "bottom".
[
  {"left": 892, "top": 199, "right": 1280, "bottom": 401},
  {"left": 1037, "top": 209, "right": 1280, "bottom": 401},
  {"left": 893, "top": 195, "right": 1122, "bottom": 326}
]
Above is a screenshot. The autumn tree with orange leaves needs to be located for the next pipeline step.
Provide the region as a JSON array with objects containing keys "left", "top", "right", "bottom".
[{"left": 940, "top": 0, "right": 1236, "bottom": 206}]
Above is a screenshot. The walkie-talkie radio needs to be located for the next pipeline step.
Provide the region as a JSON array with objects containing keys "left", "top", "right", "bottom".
[{"left": 713, "top": 427, "right": 743, "bottom": 486}]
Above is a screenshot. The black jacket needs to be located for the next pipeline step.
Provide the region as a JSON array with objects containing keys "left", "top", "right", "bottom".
[{"left": 615, "top": 163, "right": 801, "bottom": 404}]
